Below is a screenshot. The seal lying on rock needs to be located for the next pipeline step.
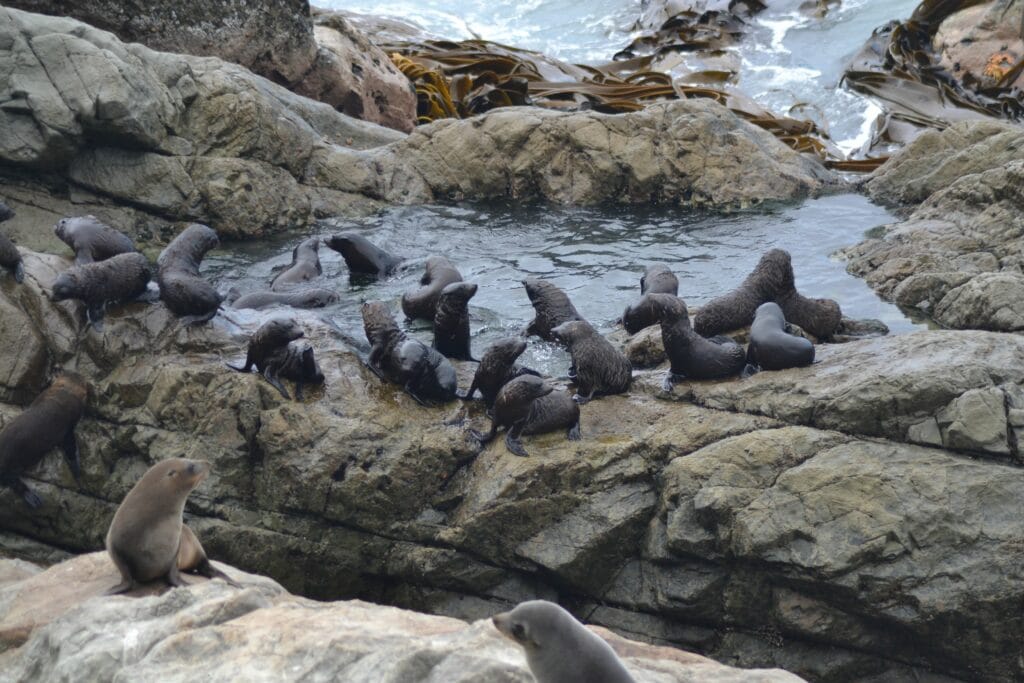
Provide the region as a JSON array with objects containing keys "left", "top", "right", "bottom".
[
  {"left": 551, "top": 320, "right": 632, "bottom": 404},
  {"left": 51, "top": 252, "right": 151, "bottom": 326},
  {"left": 469, "top": 375, "right": 553, "bottom": 457},
  {"left": 264, "top": 340, "right": 325, "bottom": 401},
  {"left": 523, "top": 277, "right": 584, "bottom": 341},
  {"left": 0, "top": 371, "right": 87, "bottom": 509},
  {"left": 270, "top": 237, "right": 322, "bottom": 291},
  {"left": 648, "top": 293, "right": 746, "bottom": 390},
  {"left": 746, "top": 302, "right": 815, "bottom": 374},
  {"left": 401, "top": 256, "right": 463, "bottom": 321},
  {"left": 492, "top": 600, "right": 636, "bottom": 683},
  {"left": 157, "top": 224, "right": 222, "bottom": 324},
  {"left": 433, "top": 281, "right": 477, "bottom": 360},
  {"left": 53, "top": 215, "right": 135, "bottom": 265},
  {"left": 521, "top": 390, "right": 582, "bottom": 442},
  {"left": 227, "top": 287, "right": 339, "bottom": 310},
  {"left": 458, "top": 338, "right": 540, "bottom": 408},
  {"left": 227, "top": 318, "right": 305, "bottom": 399},
  {"left": 325, "top": 233, "right": 403, "bottom": 278}
]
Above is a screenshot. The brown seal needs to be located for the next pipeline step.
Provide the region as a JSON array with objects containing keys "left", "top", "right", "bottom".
[
  {"left": 51, "top": 252, "right": 151, "bottom": 327},
  {"left": 522, "top": 277, "right": 584, "bottom": 341},
  {"left": 53, "top": 215, "right": 135, "bottom": 265},
  {"left": 458, "top": 338, "right": 540, "bottom": 408},
  {"left": 622, "top": 294, "right": 663, "bottom": 335},
  {"left": 401, "top": 256, "right": 463, "bottom": 321},
  {"left": 551, "top": 320, "right": 632, "bottom": 404},
  {"left": 647, "top": 293, "right": 746, "bottom": 390},
  {"left": 157, "top": 223, "right": 222, "bottom": 324},
  {"left": 745, "top": 301, "right": 815, "bottom": 374},
  {"left": 227, "top": 318, "right": 305, "bottom": 399},
  {"left": 469, "top": 374, "right": 553, "bottom": 457},
  {"left": 433, "top": 281, "right": 477, "bottom": 361},
  {"left": 0, "top": 231, "right": 23, "bottom": 284},
  {"left": 227, "top": 287, "right": 339, "bottom": 310},
  {"left": 0, "top": 371, "right": 87, "bottom": 509},
  {"left": 270, "top": 237, "right": 322, "bottom": 291},
  {"left": 324, "top": 233, "right": 403, "bottom": 278},
  {"left": 521, "top": 390, "right": 582, "bottom": 441}
]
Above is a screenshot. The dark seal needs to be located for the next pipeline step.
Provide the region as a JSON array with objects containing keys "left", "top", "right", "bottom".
[
  {"left": 54, "top": 215, "right": 135, "bottom": 265},
  {"left": 521, "top": 390, "right": 582, "bottom": 441},
  {"left": 522, "top": 277, "right": 584, "bottom": 341},
  {"left": 264, "top": 339, "right": 325, "bottom": 401},
  {"left": 325, "top": 233, "right": 403, "bottom": 278},
  {"left": 641, "top": 263, "right": 678, "bottom": 295},
  {"left": 622, "top": 293, "right": 664, "bottom": 335},
  {"left": 227, "top": 317, "right": 305, "bottom": 399},
  {"left": 51, "top": 252, "right": 151, "bottom": 326},
  {"left": 0, "top": 371, "right": 87, "bottom": 509},
  {"left": 270, "top": 237, "right": 322, "bottom": 291},
  {"left": 401, "top": 256, "right": 463, "bottom": 321},
  {"left": 433, "top": 281, "right": 477, "bottom": 361},
  {"left": 157, "top": 223, "right": 222, "bottom": 324},
  {"left": 469, "top": 374, "right": 553, "bottom": 457},
  {"left": 0, "top": 232, "right": 23, "bottom": 284},
  {"left": 647, "top": 293, "right": 746, "bottom": 390},
  {"left": 0, "top": 200, "right": 13, "bottom": 223},
  {"left": 227, "top": 287, "right": 339, "bottom": 310},
  {"left": 746, "top": 302, "right": 814, "bottom": 374},
  {"left": 770, "top": 251, "right": 842, "bottom": 339},
  {"left": 551, "top": 320, "right": 632, "bottom": 404},
  {"left": 458, "top": 338, "right": 540, "bottom": 408}
]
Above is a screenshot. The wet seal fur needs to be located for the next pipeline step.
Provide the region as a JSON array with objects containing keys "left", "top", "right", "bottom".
[
  {"left": 270, "top": 237, "right": 322, "bottom": 291},
  {"left": 51, "top": 252, "right": 151, "bottom": 326},
  {"left": 648, "top": 293, "right": 746, "bottom": 390},
  {"left": 227, "top": 318, "right": 305, "bottom": 399},
  {"left": 521, "top": 390, "right": 582, "bottom": 441},
  {"left": 227, "top": 287, "right": 339, "bottom": 310},
  {"left": 492, "top": 600, "right": 636, "bottom": 683},
  {"left": 401, "top": 256, "right": 463, "bottom": 321},
  {"left": 623, "top": 264, "right": 680, "bottom": 334},
  {"left": 433, "top": 281, "right": 477, "bottom": 360},
  {"left": 325, "top": 233, "right": 403, "bottom": 278},
  {"left": 0, "top": 372, "right": 87, "bottom": 509},
  {"left": 523, "top": 277, "right": 584, "bottom": 341},
  {"left": 746, "top": 302, "right": 815, "bottom": 374},
  {"left": 469, "top": 375, "right": 553, "bottom": 457},
  {"left": 551, "top": 320, "right": 632, "bottom": 403},
  {"left": 54, "top": 215, "right": 135, "bottom": 265},
  {"left": 264, "top": 339, "right": 325, "bottom": 400},
  {"left": 157, "top": 224, "right": 222, "bottom": 324},
  {"left": 458, "top": 338, "right": 540, "bottom": 408},
  {"left": 0, "top": 201, "right": 24, "bottom": 283}
]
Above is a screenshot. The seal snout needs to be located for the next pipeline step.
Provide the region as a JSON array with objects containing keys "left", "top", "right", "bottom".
[
  {"left": 186, "top": 459, "right": 211, "bottom": 483},
  {"left": 492, "top": 612, "right": 511, "bottom": 637}
]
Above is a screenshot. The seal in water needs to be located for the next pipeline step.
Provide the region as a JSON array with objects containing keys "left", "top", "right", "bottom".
[
  {"left": 641, "top": 263, "right": 678, "bottom": 295},
  {"left": 157, "top": 223, "right": 222, "bottom": 324},
  {"left": 264, "top": 339, "right": 325, "bottom": 400},
  {"left": 270, "top": 237, "right": 322, "bottom": 291},
  {"left": 0, "top": 371, "right": 87, "bottom": 509},
  {"left": 745, "top": 302, "right": 814, "bottom": 374},
  {"left": 325, "top": 233, "right": 403, "bottom": 278},
  {"left": 522, "top": 277, "right": 584, "bottom": 341},
  {"left": 433, "top": 281, "right": 477, "bottom": 361},
  {"left": 227, "top": 287, "right": 339, "bottom": 310},
  {"left": 647, "top": 293, "right": 746, "bottom": 390},
  {"left": 401, "top": 256, "right": 463, "bottom": 321},
  {"left": 521, "top": 390, "right": 582, "bottom": 441},
  {"left": 53, "top": 215, "right": 135, "bottom": 265},
  {"left": 51, "top": 252, "right": 151, "bottom": 326},
  {"left": 551, "top": 320, "right": 632, "bottom": 404},
  {"left": 492, "top": 600, "right": 636, "bottom": 683},
  {"left": 227, "top": 317, "right": 305, "bottom": 399},
  {"left": 469, "top": 374, "right": 553, "bottom": 457},
  {"left": 458, "top": 338, "right": 540, "bottom": 408}
]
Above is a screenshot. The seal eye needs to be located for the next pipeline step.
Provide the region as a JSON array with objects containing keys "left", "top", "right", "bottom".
[
  {"left": 167, "top": 469, "right": 176, "bottom": 477},
  {"left": 511, "top": 623, "right": 527, "bottom": 641}
]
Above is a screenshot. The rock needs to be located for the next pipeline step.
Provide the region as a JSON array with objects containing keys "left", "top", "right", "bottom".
[
  {"left": 933, "top": 272, "right": 1024, "bottom": 332},
  {"left": 933, "top": 0, "right": 1024, "bottom": 91},
  {"left": 936, "top": 386, "right": 1011, "bottom": 455},
  {"left": 624, "top": 326, "right": 666, "bottom": 368}
]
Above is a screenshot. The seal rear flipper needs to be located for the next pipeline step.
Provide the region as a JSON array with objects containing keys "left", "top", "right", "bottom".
[
  {"left": 468, "top": 424, "right": 497, "bottom": 445},
  {"left": 13, "top": 262, "right": 24, "bottom": 283},
  {"left": 662, "top": 372, "right": 685, "bottom": 393},
  {"left": 192, "top": 558, "right": 241, "bottom": 588},
  {"left": 741, "top": 363, "right": 760, "bottom": 379},
  {"left": 567, "top": 421, "right": 582, "bottom": 441},
  {"left": 62, "top": 429, "right": 81, "bottom": 480}
]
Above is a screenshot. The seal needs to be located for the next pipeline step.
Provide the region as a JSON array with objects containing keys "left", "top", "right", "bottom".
[
  {"left": 521, "top": 390, "right": 582, "bottom": 441},
  {"left": 469, "top": 374, "right": 553, "bottom": 457},
  {"left": 325, "top": 233, "right": 403, "bottom": 278},
  {"left": 270, "top": 237, "right": 322, "bottom": 291},
  {"left": 771, "top": 253, "right": 842, "bottom": 338},
  {"left": 640, "top": 263, "right": 678, "bottom": 295},
  {"left": 157, "top": 223, "right": 223, "bottom": 324},
  {"left": 53, "top": 215, "right": 135, "bottom": 265},
  {"left": 621, "top": 293, "right": 663, "bottom": 335},
  {"left": 647, "top": 293, "right": 746, "bottom": 390},
  {"left": 433, "top": 281, "right": 477, "bottom": 361},
  {"left": 264, "top": 339, "right": 325, "bottom": 400},
  {"left": 746, "top": 302, "right": 814, "bottom": 374},
  {"left": 550, "top": 320, "right": 632, "bottom": 404},
  {"left": 0, "top": 231, "right": 23, "bottom": 284},
  {"left": 0, "top": 371, "right": 87, "bottom": 509},
  {"left": 493, "top": 600, "right": 636, "bottom": 683},
  {"left": 176, "top": 523, "right": 240, "bottom": 587},
  {"left": 458, "top": 338, "right": 540, "bottom": 408},
  {"left": 227, "top": 287, "right": 339, "bottom": 310},
  {"left": 51, "top": 252, "right": 151, "bottom": 326},
  {"left": 227, "top": 317, "right": 305, "bottom": 399},
  {"left": 401, "top": 256, "right": 463, "bottom": 321},
  {"left": 0, "top": 200, "right": 13, "bottom": 223},
  {"left": 522, "top": 277, "right": 584, "bottom": 341}
]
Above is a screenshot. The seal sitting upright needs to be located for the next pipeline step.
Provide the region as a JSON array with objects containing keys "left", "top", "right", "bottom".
[
  {"left": 157, "top": 224, "right": 222, "bottom": 324},
  {"left": 746, "top": 302, "right": 814, "bottom": 374},
  {"left": 551, "top": 320, "right": 632, "bottom": 404},
  {"left": 647, "top": 293, "right": 746, "bottom": 390},
  {"left": 270, "top": 237, "right": 322, "bottom": 291},
  {"left": 53, "top": 215, "right": 135, "bottom": 265},
  {"left": 458, "top": 338, "right": 540, "bottom": 409},
  {"left": 433, "top": 281, "right": 477, "bottom": 361},
  {"left": 469, "top": 375, "right": 553, "bottom": 457},
  {"left": 522, "top": 277, "right": 584, "bottom": 341}
]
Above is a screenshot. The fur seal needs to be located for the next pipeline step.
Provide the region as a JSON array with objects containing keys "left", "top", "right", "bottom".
[
  {"left": 0, "top": 371, "right": 87, "bottom": 509},
  {"left": 550, "top": 320, "right": 632, "bottom": 404},
  {"left": 270, "top": 237, "right": 322, "bottom": 291},
  {"left": 51, "top": 252, "right": 151, "bottom": 326},
  {"left": 325, "top": 233, "right": 403, "bottom": 278},
  {"left": 492, "top": 600, "right": 636, "bottom": 683},
  {"left": 640, "top": 263, "right": 678, "bottom": 295},
  {"left": 0, "top": 200, "right": 13, "bottom": 223},
  {"left": 157, "top": 224, "right": 222, "bottom": 324},
  {"left": 264, "top": 339, "right": 325, "bottom": 400},
  {"left": 227, "top": 317, "right": 305, "bottom": 399},
  {"left": 53, "top": 215, "right": 135, "bottom": 265},
  {"left": 0, "top": 231, "right": 23, "bottom": 284},
  {"left": 458, "top": 338, "right": 540, "bottom": 408},
  {"left": 469, "top": 374, "right": 553, "bottom": 457},
  {"left": 522, "top": 278, "right": 584, "bottom": 341},
  {"left": 771, "top": 252, "right": 842, "bottom": 339},
  {"left": 401, "top": 256, "right": 463, "bottom": 321},
  {"left": 433, "top": 281, "right": 477, "bottom": 361},
  {"left": 746, "top": 302, "right": 814, "bottom": 374},
  {"left": 227, "top": 287, "right": 339, "bottom": 310},
  {"left": 521, "top": 390, "right": 582, "bottom": 441},
  {"left": 622, "top": 294, "right": 663, "bottom": 335},
  {"left": 647, "top": 293, "right": 746, "bottom": 390}
]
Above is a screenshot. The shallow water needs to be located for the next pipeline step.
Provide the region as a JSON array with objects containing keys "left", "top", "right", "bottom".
[{"left": 205, "top": 194, "right": 923, "bottom": 376}]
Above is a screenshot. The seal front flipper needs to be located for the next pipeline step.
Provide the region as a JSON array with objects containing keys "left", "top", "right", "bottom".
[
  {"left": 741, "top": 363, "right": 760, "bottom": 379},
  {"left": 567, "top": 421, "right": 582, "bottom": 441},
  {"left": 403, "top": 384, "right": 430, "bottom": 407},
  {"left": 193, "top": 559, "right": 241, "bottom": 588},
  {"left": 62, "top": 428, "right": 81, "bottom": 480},
  {"left": 572, "top": 389, "right": 594, "bottom": 405},
  {"left": 165, "top": 562, "right": 185, "bottom": 588},
  {"left": 86, "top": 305, "right": 106, "bottom": 329},
  {"left": 505, "top": 423, "right": 529, "bottom": 457},
  {"left": 14, "top": 262, "right": 24, "bottom": 284},
  {"left": 263, "top": 369, "right": 291, "bottom": 400},
  {"left": 180, "top": 309, "right": 218, "bottom": 325},
  {"left": 662, "top": 372, "right": 685, "bottom": 393},
  {"left": 104, "top": 578, "right": 135, "bottom": 596}
]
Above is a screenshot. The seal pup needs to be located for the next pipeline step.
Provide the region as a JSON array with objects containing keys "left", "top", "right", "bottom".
[
  {"left": 0, "top": 200, "right": 13, "bottom": 223},
  {"left": 551, "top": 320, "right": 632, "bottom": 404},
  {"left": 746, "top": 302, "right": 814, "bottom": 374},
  {"left": 641, "top": 263, "right": 678, "bottom": 295},
  {"left": 469, "top": 375, "right": 553, "bottom": 457},
  {"left": 458, "top": 338, "right": 540, "bottom": 408},
  {"left": 401, "top": 256, "right": 463, "bottom": 321},
  {"left": 227, "top": 287, "right": 339, "bottom": 310},
  {"left": 433, "top": 281, "right": 477, "bottom": 361},
  {"left": 270, "top": 237, "right": 322, "bottom": 291},
  {"left": 53, "top": 215, "right": 135, "bottom": 265},
  {"left": 647, "top": 293, "right": 746, "bottom": 390},
  {"left": 0, "top": 371, "right": 87, "bottom": 508},
  {"left": 522, "top": 278, "right": 584, "bottom": 341},
  {"left": 769, "top": 250, "right": 842, "bottom": 338},
  {"left": 157, "top": 223, "right": 222, "bottom": 324},
  {"left": 51, "top": 252, "right": 151, "bottom": 326},
  {"left": 521, "top": 390, "right": 582, "bottom": 442},
  {"left": 492, "top": 600, "right": 636, "bottom": 683},
  {"left": 264, "top": 339, "right": 325, "bottom": 400},
  {"left": 0, "top": 232, "right": 23, "bottom": 284},
  {"left": 324, "top": 233, "right": 403, "bottom": 278},
  {"left": 227, "top": 317, "right": 305, "bottom": 399}
]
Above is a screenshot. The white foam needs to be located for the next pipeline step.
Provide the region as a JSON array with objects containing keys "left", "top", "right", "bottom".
[{"left": 835, "top": 99, "right": 884, "bottom": 156}]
